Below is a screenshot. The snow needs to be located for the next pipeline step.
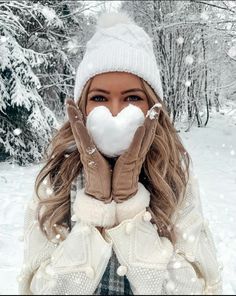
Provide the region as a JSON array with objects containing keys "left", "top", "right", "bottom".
[
  {"left": 146, "top": 103, "right": 162, "bottom": 120},
  {"left": 13, "top": 128, "right": 22, "bottom": 136},
  {"left": 200, "top": 11, "right": 209, "bottom": 21},
  {"left": 185, "top": 55, "right": 194, "bottom": 65},
  {"left": 228, "top": 45, "right": 236, "bottom": 58},
  {"left": 185, "top": 80, "right": 191, "bottom": 87},
  {"left": 41, "top": 6, "right": 57, "bottom": 22},
  {"left": 0, "top": 103, "right": 236, "bottom": 294},
  {"left": 176, "top": 36, "right": 184, "bottom": 45},
  {"left": 86, "top": 104, "right": 145, "bottom": 157}
]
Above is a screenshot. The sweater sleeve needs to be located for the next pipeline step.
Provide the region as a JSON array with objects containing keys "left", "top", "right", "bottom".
[
  {"left": 104, "top": 170, "right": 223, "bottom": 295},
  {"left": 18, "top": 181, "right": 112, "bottom": 295}
]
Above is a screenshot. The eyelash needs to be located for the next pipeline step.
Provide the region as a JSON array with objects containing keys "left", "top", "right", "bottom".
[{"left": 90, "top": 95, "right": 143, "bottom": 102}]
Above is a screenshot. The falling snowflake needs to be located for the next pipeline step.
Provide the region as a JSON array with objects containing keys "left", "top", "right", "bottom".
[
  {"left": 13, "top": 128, "right": 22, "bottom": 136},
  {"left": 188, "top": 235, "right": 195, "bottom": 242},
  {"left": 185, "top": 80, "right": 191, "bottom": 87},
  {"left": 230, "top": 149, "right": 235, "bottom": 156},
  {"left": 66, "top": 40, "right": 79, "bottom": 54},
  {"left": 86, "top": 146, "right": 97, "bottom": 155},
  {"left": 176, "top": 36, "right": 184, "bottom": 45},
  {"left": 88, "top": 160, "right": 96, "bottom": 167},
  {"left": 46, "top": 188, "right": 53, "bottom": 196},
  {"left": 200, "top": 11, "right": 209, "bottom": 21},
  {"left": 228, "top": 46, "right": 236, "bottom": 58},
  {"left": 0, "top": 36, "right": 7, "bottom": 43},
  {"left": 182, "top": 232, "right": 188, "bottom": 240},
  {"left": 43, "top": 178, "right": 48, "bottom": 185},
  {"left": 185, "top": 55, "right": 194, "bottom": 65}
]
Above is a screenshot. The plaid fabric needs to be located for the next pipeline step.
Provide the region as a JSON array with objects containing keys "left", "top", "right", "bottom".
[
  {"left": 70, "top": 169, "right": 133, "bottom": 295},
  {"left": 94, "top": 249, "right": 133, "bottom": 295}
]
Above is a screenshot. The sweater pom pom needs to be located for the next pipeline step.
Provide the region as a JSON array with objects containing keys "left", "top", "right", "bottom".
[{"left": 96, "top": 11, "right": 134, "bottom": 29}]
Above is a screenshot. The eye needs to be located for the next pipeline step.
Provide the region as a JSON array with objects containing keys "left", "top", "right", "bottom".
[
  {"left": 89, "top": 95, "right": 107, "bottom": 102},
  {"left": 126, "top": 95, "right": 143, "bottom": 101}
]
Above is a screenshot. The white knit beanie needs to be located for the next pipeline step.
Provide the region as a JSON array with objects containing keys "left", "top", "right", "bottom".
[{"left": 74, "top": 11, "right": 163, "bottom": 102}]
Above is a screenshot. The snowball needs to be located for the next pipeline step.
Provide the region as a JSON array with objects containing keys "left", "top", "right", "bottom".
[{"left": 86, "top": 104, "right": 145, "bottom": 157}]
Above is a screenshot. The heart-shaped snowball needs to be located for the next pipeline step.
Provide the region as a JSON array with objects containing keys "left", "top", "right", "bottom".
[{"left": 86, "top": 104, "right": 145, "bottom": 157}]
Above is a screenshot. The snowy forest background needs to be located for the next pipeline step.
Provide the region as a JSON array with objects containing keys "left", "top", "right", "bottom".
[
  {"left": 0, "top": 0, "right": 236, "bottom": 295},
  {"left": 0, "top": 0, "right": 236, "bottom": 165}
]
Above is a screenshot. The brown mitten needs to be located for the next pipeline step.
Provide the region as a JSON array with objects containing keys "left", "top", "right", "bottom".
[
  {"left": 111, "top": 104, "right": 161, "bottom": 202},
  {"left": 66, "top": 99, "right": 112, "bottom": 203}
]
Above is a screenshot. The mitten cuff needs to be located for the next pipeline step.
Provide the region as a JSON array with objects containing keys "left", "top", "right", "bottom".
[
  {"left": 73, "top": 188, "right": 116, "bottom": 228},
  {"left": 116, "top": 182, "right": 150, "bottom": 224}
]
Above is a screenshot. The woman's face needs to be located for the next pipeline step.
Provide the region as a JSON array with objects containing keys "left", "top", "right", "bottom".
[{"left": 86, "top": 72, "right": 149, "bottom": 116}]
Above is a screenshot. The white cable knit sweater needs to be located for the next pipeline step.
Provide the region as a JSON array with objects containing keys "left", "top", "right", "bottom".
[{"left": 18, "top": 169, "right": 223, "bottom": 295}]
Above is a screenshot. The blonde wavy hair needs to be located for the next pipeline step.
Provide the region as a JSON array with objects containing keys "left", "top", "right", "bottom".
[{"left": 35, "top": 76, "right": 192, "bottom": 243}]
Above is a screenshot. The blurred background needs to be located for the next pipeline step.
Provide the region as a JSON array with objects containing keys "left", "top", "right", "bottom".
[{"left": 0, "top": 1, "right": 235, "bottom": 294}]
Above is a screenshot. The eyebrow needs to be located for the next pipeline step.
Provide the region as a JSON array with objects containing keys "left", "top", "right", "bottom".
[{"left": 88, "top": 88, "right": 146, "bottom": 95}]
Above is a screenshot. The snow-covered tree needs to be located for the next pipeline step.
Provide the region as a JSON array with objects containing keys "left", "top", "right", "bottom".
[
  {"left": 121, "top": 0, "right": 236, "bottom": 128},
  {"left": 0, "top": 1, "right": 59, "bottom": 165},
  {"left": 0, "top": 0, "right": 98, "bottom": 165}
]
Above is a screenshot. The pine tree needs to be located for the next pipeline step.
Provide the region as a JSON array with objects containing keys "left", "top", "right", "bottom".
[
  {"left": 0, "top": 1, "right": 58, "bottom": 165},
  {"left": 0, "top": 0, "right": 96, "bottom": 165}
]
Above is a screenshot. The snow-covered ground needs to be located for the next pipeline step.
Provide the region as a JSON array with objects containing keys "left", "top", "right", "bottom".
[{"left": 0, "top": 102, "right": 235, "bottom": 295}]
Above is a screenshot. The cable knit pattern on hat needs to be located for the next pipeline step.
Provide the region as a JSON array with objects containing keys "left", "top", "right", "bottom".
[{"left": 74, "top": 11, "right": 163, "bottom": 102}]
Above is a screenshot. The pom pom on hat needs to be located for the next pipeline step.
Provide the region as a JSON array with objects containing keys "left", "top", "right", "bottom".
[
  {"left": 96, "top": 11, "right": 134, "bottom": 29},
  {"left": 74, "top": 11, "right": 163, "bottom": 102}
]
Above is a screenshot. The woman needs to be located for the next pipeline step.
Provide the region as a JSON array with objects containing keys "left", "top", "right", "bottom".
[{"left": 18, "top": 12, "right": 222, "bottom": 295}]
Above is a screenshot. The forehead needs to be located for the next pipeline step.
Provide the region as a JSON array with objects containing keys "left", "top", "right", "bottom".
[{"left": 89, "top": 72, "right": 143, "bottom": 89}]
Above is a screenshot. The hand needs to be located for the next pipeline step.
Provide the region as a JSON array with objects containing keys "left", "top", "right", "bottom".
[
  {"left": 111, "top": 104, "right": 161, "bottom": 202},
  {"left": 66, "top": 98, "right": 112, "bottom": 202}
]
